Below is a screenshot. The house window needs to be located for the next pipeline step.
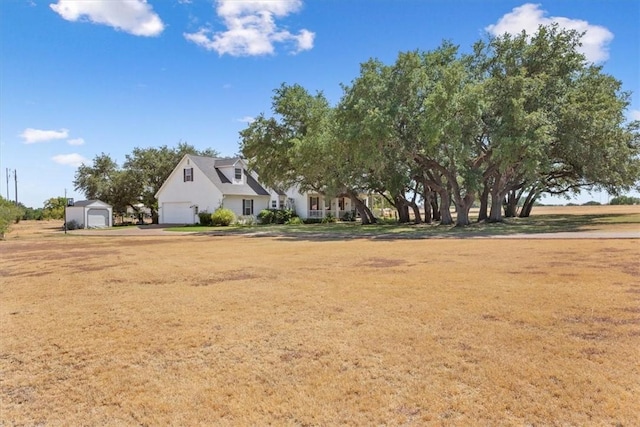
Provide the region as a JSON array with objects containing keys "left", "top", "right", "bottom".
[
  {"left": 184, "top": 168, "right": 193, "bottom": 182},
  {"left": 271, "top": 200, "right": 277, "bottom": 209},
  {"left": 243, "top": 199, "right": 254, "bottom": 215},
  {"left": 309, "top": 196, "right": 319, "bottom": 211},
  {"left": 235, "top": 168, "right": 242, "bottom": 180}
]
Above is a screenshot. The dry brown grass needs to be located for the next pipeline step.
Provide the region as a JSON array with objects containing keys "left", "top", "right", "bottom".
[{"left": 1, "top": 214, "right": 639, "bottom": 425}]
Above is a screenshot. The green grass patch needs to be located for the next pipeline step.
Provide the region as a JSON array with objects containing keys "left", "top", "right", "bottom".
[{"left": 163, "top": 212, "right": 639, "bottom": 238}]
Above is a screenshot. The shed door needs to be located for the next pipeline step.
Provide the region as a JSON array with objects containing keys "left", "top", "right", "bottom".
[
  {"left": 87, "top": 208, "right": 109, "bottom": 228},
  {"left": 162, "top": 202, "right": 194, "bottom": 224}
]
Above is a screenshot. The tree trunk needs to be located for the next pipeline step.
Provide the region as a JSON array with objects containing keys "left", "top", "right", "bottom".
[
  {"left": 519, "top": 189, "right": 539, "bottom": 218},
  {"left": 505, "top": 186, "right": 526, "bottom": 218},
  {"left": 394, "top": 194, "right": 410, "bottom": 223},
  {"left": 477, "top": 180, "right": 490, "bottom": 222},
  {"left": 151, "top": 209, "right": 159, "bottom": 224},
  {"left": 431, "top": 194, "right": 441, "bottom": 222},
  {"left": 504, "top": 189, "right": 518, "bottom": 218},
  {"left": 349, "top": 192, "right": 377, "bottom": 225},
  {"left": 409, "top": 201, "right": 422, "bottom": 224},
  {"left": 439, "top": 191, "right": 453, "bottom": 225},
  {"left": 488, "top": 188, "right": 505, "bottom": 223},
  {"left": 352, "top": 197, "right": 370, "bottom": 225},
  {"left": 361, "top": 203, "right": 377, "bottom": 224},
  {"left": 454, "top": 193, "right": 475, "bottom": 227},
  {"left": 423, "top": 187, "right": 433, "bottom": 224}
]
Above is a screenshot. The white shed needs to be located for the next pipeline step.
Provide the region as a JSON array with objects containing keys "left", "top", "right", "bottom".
[{"left": 65, "top": 200, "right": 113, "bottom": 229}]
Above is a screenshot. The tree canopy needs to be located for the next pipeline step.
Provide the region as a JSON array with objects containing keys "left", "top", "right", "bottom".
[
  {"left": 0, "top": 196, "right": 23, "bottom": 239},
  {"left": 42, "top": 197, "right": 67, "bottom": 220},
  {"left": 240, "top": 84, "right": 377, "bottom": 223},
  {"left": 73, "top": 143, "right": 219, "bottom": 223},
  {"left": 240, "top": 25, "right": 640, "bottom": 225}
]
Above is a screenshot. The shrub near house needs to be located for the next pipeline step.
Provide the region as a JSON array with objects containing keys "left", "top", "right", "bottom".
[
  {"left": 211, "top": 208, "right": 235, "bottom": 226},
  {"left": 258, "top": 209, "right": 294, "bottom": 224}
]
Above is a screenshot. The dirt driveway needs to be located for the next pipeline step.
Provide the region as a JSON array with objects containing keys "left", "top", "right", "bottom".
[{"left": 68, "top": 224, "right": 192, "bottom": 236}]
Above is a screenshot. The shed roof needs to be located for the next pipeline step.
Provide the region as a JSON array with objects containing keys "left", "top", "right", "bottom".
[{"left": 71, "top": 200, "right": 112, "bottom": 208}]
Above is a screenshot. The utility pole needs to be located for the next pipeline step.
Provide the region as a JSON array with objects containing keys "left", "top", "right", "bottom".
[
  {"left": 14, "top": 169, "right": 18, "bottom": 205},
  {"left": 64, "top": 188, "right": 67, "bottom": 234}
]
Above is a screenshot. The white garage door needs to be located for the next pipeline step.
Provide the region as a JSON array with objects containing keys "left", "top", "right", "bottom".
[
  {"left": 87, "top": 208, "right": 109, "bottom": 228},
  {"left": 162, "top": 202, "right": 194, "bottom": 224}
]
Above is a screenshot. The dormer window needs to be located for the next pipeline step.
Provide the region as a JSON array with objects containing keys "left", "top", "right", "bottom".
[
  {"left": 235, "top": 168, "right": 242, "bottom": 180},
  {"left": 184, "top": 167, "right": 193, "bottom": 182}
]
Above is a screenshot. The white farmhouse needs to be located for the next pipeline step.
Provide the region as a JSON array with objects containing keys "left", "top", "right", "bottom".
[
  {"left": 155, "top": 154, "right": 363, "bottom": 224},
  {"left": 155, "top": 155, "right": 269, "bottom": 224}
]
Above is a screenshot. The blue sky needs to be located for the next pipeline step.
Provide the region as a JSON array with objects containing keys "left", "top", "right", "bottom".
[{"left": 1, "top": 0, "right": 639, "bottom": 208}]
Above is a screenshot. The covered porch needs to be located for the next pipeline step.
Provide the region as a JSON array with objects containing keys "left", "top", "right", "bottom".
[{"left": 307, "top": 195, "right": 360, "bottom": 220}]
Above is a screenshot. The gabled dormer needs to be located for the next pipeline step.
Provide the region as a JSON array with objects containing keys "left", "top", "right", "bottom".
[
  {"left": 215, "top": 158, "right": 246, "bottom": 184},
  {"left": 233, "top": 165, "right": 244, "bottom": 184}
]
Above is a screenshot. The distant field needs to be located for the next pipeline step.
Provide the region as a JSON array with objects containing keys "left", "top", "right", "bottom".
[{"left": 1, "top": 206, "right": 639, "bottom": 425}]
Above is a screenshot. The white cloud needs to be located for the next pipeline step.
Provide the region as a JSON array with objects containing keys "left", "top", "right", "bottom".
[
  {"left": 52, "top": 153, "right": 89, "bottom": 167},
  {"left": 184, "top": 0, "right": 315, "bottom": 56},
  {"left": 67, "top": 137, "right": 85, "bottom": 146},
  {"left": 486, "top": 3, "right": 613, "bottom": 63},
  {"left": 20, "top": 128, "right": 69, "bottom": 144},
  {"left": 629, "top": 110, "right": 640, "bottom": 122},
  {"left": 50, "top": 0, "right": 164, "bottom": 37},
  {"left": 237, "top": 116, "right": 255, "bottom": 123}
]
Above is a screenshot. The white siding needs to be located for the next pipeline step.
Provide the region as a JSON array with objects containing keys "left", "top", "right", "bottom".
[
  {"left": 65, "top": 202, "right": 113, "bottom": 228},
  {"left": 284, "top": 186, "right": 310, "bottom": 219},
  {"left": 65, "top": 206, "right": 85, "bottom": 227},
  {"left": 223, "top": 195, "right": 269, "bottom": 218},
  {"left": 157, "top": 157, "right": 223, "bottom": 224}
]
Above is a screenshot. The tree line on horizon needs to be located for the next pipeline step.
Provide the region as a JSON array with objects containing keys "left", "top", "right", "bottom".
[{"left": 240, "top": 25, "right": 640, "bottom": 226}]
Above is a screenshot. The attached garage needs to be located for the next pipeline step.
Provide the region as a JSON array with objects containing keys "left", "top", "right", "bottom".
[
  {"left": 65, "top": 200, "right": 113, "bottom": 229},
  {"left": 161, "top": 202, "right": 196, "bottom": 224}
]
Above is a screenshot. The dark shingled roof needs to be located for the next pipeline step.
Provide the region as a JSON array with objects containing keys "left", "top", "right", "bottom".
[{"left": 187, "top": 155, "right": 270, "bottom": 197}]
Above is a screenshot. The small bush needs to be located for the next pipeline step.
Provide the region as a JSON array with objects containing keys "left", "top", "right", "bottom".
[
  {"left": 211, "top": 208, "right": 235, "bottom": 226},
  {"left": 258, "top": 208, "right": 294, "bottom": 224},
  {"left": 65, "top": 220, "right": 83, "bottom": 230},
  {"left": 285, "top": 216, "right": 303, "bottom": 225},
  {"left": 198, "top": 211, "right": 213, "bottom": 226},
  {"left": 582, "top": 201, "right": 601, "bottom": 206},
  {"left": 303, "top": 218, "right": 323, "bottom": 224},
  {"left": 341, "top": 210, "right": 356, "bottom": 222},
  {"left": 236, "top": 215, "right": 256, "bottom": 226},
  {"left": 274, "top": 209, "right": 293, "bottom": 224},
  {"left": 258, "top": 209, "right": 275, "bottom": 224},
  {"left": 321, "top": 213, "right": 336, "bottom": 223}
]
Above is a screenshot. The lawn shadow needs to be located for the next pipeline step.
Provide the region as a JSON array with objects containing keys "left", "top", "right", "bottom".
[{"left": 190, "top": 213, "right": 639, "bottom": 242}]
